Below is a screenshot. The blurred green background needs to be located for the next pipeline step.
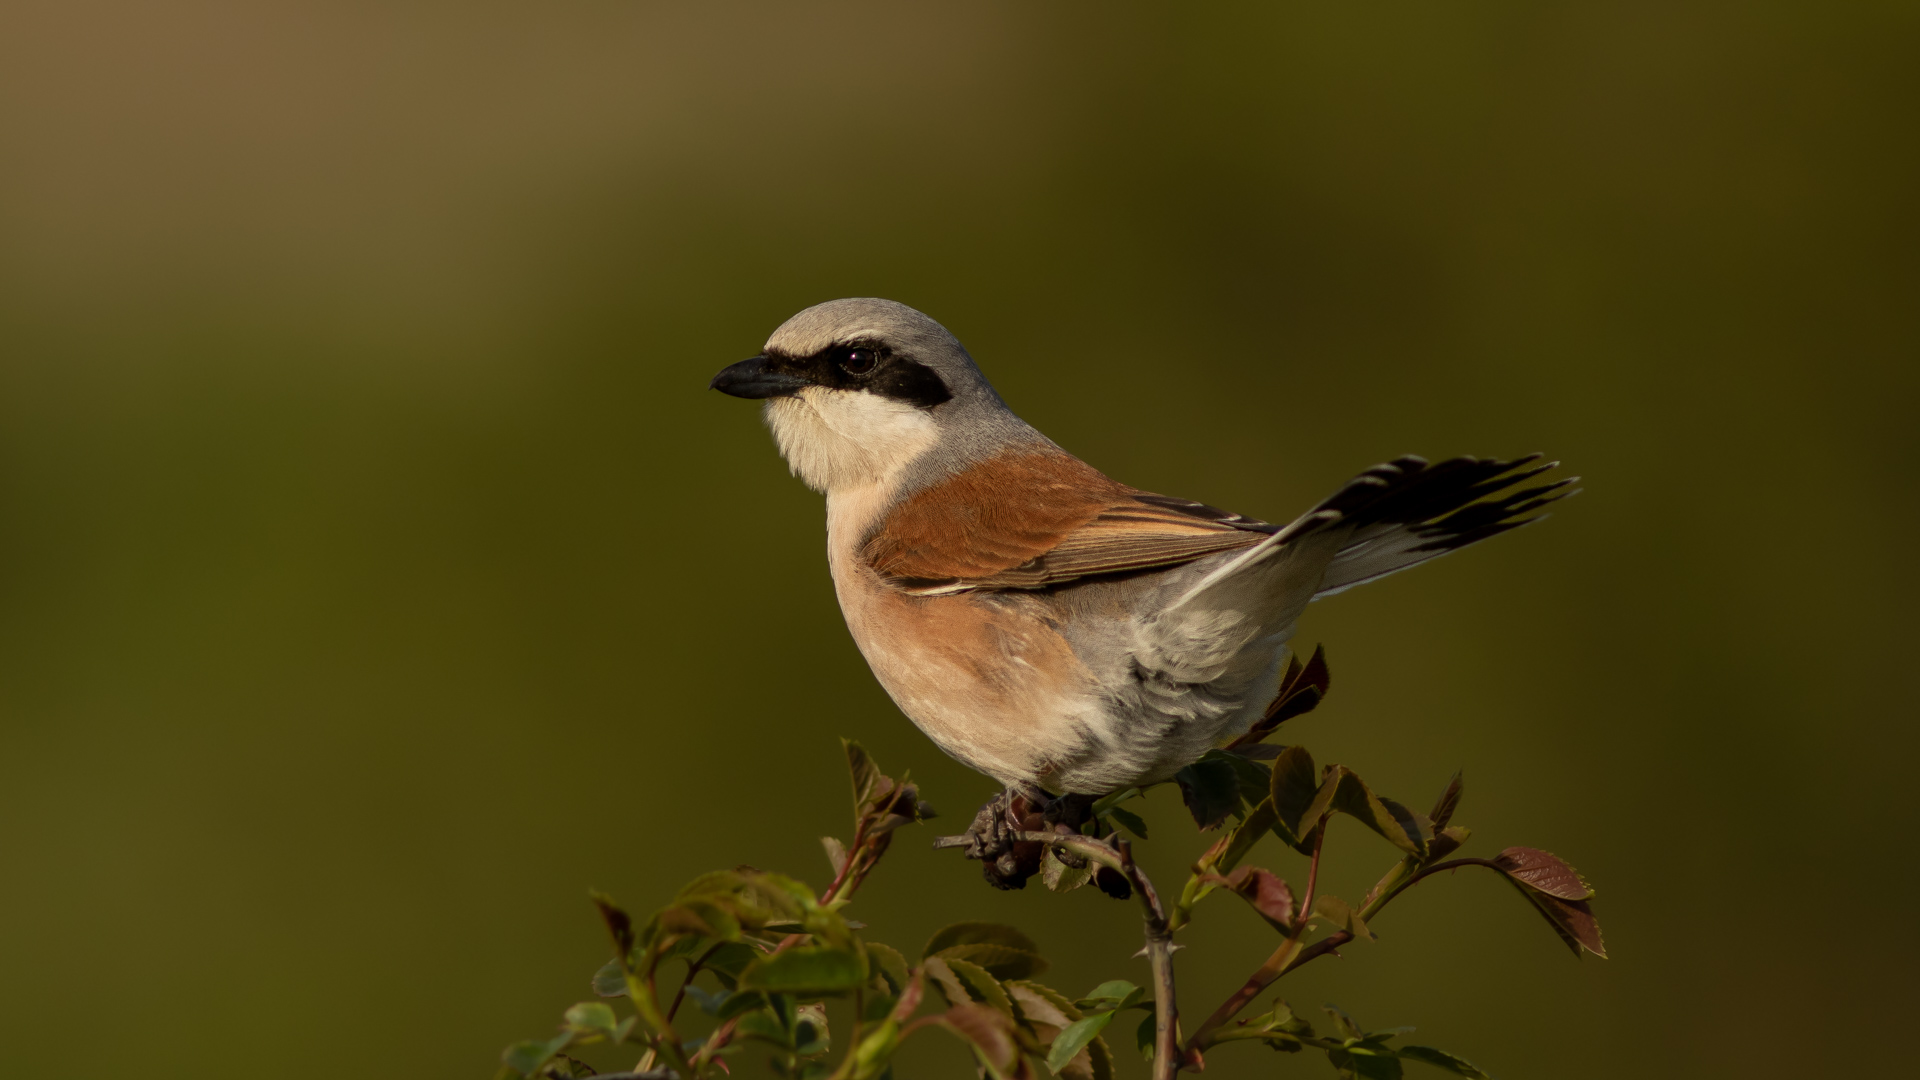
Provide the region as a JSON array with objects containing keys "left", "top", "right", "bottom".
[{"left": 1, "top": 2, "right": 1914, "bottom": 1077}]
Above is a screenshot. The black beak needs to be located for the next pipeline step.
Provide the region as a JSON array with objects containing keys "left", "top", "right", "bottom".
[{"left": 710, "top": 355, "right": 811, "bottom": 399}]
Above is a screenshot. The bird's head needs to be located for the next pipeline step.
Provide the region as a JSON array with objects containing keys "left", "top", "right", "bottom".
[{"left": 710, "top": 298, "right": 1027, "bottom": 494}]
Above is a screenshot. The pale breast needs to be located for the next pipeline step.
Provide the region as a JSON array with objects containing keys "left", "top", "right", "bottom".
[{"left": 828, "top": 551, "right": 1099, "bottom": 788}]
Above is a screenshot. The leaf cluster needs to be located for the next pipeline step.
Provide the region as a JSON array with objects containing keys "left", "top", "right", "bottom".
[
  {"left": 496, "top": 744, "right": 1161, "bottom": 1080},
  {"left": 497, "top": 646, "right": 1605, "bottom": 1080},
  {"left": 1217, "top": 1000, "right": 1495, "bottom": 1080}
]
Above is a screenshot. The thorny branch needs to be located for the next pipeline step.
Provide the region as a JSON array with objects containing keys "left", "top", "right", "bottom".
[{"left": 508, "top": 666, "right": 1604, "bottom": 1080}]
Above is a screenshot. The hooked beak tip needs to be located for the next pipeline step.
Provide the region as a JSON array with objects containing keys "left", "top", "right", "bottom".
[{"left": 710, "top": 355, "right": 810, "bottom": 400}]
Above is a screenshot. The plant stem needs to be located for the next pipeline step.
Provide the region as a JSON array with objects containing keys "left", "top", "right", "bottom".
[
  {"left": 1270, "top": 858, "right": 1513, "bottom": 983},
  {"left": 822, "top": 816, "right": 871, "bottom": 903},
  {"left": 1003, "top": 831, "right": 1181, "bottom": 1079},
  {"left": 1183, "top": 823, "right": 1326, "bottom": 1055},
  {"left": 664, "top": 942, "right": 726, "bottom": 1025}
]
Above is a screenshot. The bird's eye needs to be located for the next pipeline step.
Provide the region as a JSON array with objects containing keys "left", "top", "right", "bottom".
[{"left": 839, "top": 347, "right": 877, "bottom": 375}]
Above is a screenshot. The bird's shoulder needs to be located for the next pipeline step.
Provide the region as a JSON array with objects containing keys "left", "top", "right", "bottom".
[{"left": 861, "top": 448, "right": 1273, "bottom": 594}]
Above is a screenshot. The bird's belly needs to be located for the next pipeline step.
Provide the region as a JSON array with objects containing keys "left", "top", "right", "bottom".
[
  {"left": 837, "top": 581, "right": 1098, "bottom": 788},
  {"left": 834, "top": 569, "right": 1286, "bottom": 794}
]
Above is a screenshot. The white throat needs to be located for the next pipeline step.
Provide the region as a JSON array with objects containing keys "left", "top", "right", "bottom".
[{"left": 764, "top": 388, "right": 939, "bottom": 496}]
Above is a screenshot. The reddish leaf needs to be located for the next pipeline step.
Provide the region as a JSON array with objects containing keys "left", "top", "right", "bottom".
[
  {"left": 590, "top": 892, "right": 633, "bottom": 956},
  {"left": 1494, "top": 847, "right": 1594, "bottom": 900},
  {"left": 1515, "top": 887, "right": 1608, "bottom": 959},
  {"left": 1226, "top": 866, "right": 1296, "bottom": 930},
  {"left": 1265, "top": 644, "right": 1331, "bottom": 726},
  {"left": 1233, "top": 645, "right": 1333, "bottom": 747}
]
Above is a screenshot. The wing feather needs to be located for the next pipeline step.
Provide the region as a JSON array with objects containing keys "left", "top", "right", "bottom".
[{"left": 863, "top": 450, "right": 1271, "bottom": 594}]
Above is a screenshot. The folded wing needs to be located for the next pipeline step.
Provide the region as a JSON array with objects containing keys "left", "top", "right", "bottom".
[{"left": 862, "top": 450, "right": 1273, "bottom": 595}]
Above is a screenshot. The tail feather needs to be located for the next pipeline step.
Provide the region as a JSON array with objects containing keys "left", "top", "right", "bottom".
[{"left": 1311, "top": 454, "right": 1576, "bottom": 598}]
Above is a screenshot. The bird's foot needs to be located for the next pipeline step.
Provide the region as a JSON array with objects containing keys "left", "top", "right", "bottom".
[
  {"left": 961, "top": 788, "right": 1105, "bottom": 890},
  {"left": 962, "top": 787, "right": 1036, "bottom": 889}
]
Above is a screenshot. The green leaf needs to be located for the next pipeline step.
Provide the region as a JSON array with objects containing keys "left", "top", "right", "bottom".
[
  {"left": 677, "top": 899, "right": 743, "bottom": 941},
  {"left": 1009, "top": 981, "right": 1112, "bottom": 1079},
  {"left": 562, "top": 1001, "right": 619, "bottom": 1041},
  {"left": 821, "top": 836, "right": 849, "bottom": 878},
  {"left": 923, "top": 922, "right": 1040, "bottom": 958},
  {"left": 1207, "top": 748, "right": 1275, "bottom": 808},
  {"left": 922, "top": 956, "right": 972, "bottom": 1009},
  {"left": 1008, "top": 979, "right": 1081, "bottom": 1025},
  {"left": 936, "top": 942, "right": 1049, "bottom": 981},
  {"left": 500, "top": 1033, "right": 572, "bottom": 1077},
  {"left": 682, "top": 984, "right": 731, "bottom": 1016},
  {"left": 1258, "top": 1032, "right": 1305, "bottom": 1053},
  {"left": 1073, "top": 980, "right": 1148, "bottom": 1013},
  {"left": 1255, "top": 999, "right": 1314, "bottom": 1038},
  {"left": 1295, "top": 766, "right": 1431, "bottom": 856},
  {"left": 1215, "top": 797, "right": 1276, "bottom": 874},
  {"left": 1042, "top": 847, "right": 1093, "bottom": 892},
  {"left": 1047, "top": 1012, "right": 1116, "bottom": 1074},
  {"left": 675, "top": 869, "right": 749, "bottom": 902},
  {"left": 1090, "top": 787, "right": 1142, "bottom": 818},
  {"left": 1175, "top": 756, "right": 1241, "bottom": 829},
  {"left": 715, "top": 989, "right": 770, "bottom": 1020},
  {"left": 744, "top": 872, "right": 819, "bottom": 916},
  {"left": 1106, "top": 805, "right": 1150, "bottom": 840},
  {"left": 703, "top": 941, "right": 762, "bottom": 989},
  {"left": 943, "top": 955, "right": 1017, "bottom": 1017},
  {"left": 1324, "top": 1003, "right": 1364, "bottom": 1041},
  {"left": 591, "top": 959, "right": 627, "bottom": 998},
  {"left": 1269, "top": 746, "right": 1320, "bottom": 851},
  {"left": 1398, "top": 1045, "right": 1495, "bottom": 1078},
  {"left": 866, "top": 942, "right": 910, "bottom": 996},
  {"left": 862, "top": 992, "right": 898, "bottom": 1023},
  {"left": 659, "top": 934, "right": 710, "bottom": 964},
  {"left": 1330, "top": 1046, "right": 1404, "bottom": 1080},
  {"left": 738, "top": 1007, "right": 797, "bottom": 1049},
  {"left": 738, "top": 947, "right": 868, "bottom": 996},
  {"left": 1329, "top": 768, "right": 1429, "bottom": 855},
  {"left": 1135, "top": 1011, "right": 1157, "bottom": 1060},
  {"left": 1313, "top": 895, "right": 1375, "bottom": 941}
]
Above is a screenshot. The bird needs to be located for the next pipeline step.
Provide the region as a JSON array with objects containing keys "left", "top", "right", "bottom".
[{"left": 710, "top": 298, "right": 1571, "bottom": 886}]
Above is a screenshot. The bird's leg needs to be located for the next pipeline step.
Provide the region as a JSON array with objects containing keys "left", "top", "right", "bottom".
[
  {"left": 962, "top": 785, "right": 1050, "bottom": 890},
  {"left": 954, "top": 787, "right": 1134, "bottom": 898}
]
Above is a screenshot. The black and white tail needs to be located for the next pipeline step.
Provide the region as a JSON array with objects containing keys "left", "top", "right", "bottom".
[{"left": 1308, "top": 454, "right": 1576, "bottom": 599}]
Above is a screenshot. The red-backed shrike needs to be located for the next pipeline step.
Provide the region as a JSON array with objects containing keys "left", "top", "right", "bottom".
[{"left": 712, "top": 298, "right": 1570, "bottom": 884}]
